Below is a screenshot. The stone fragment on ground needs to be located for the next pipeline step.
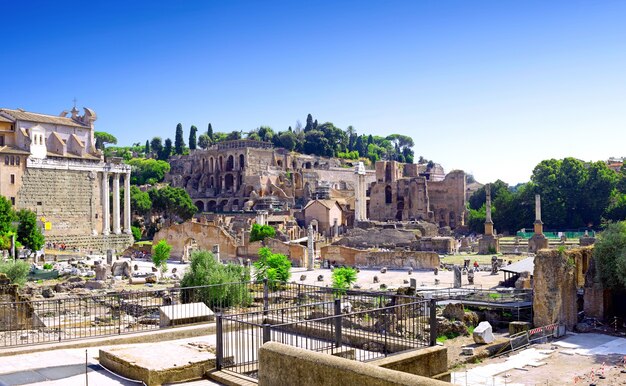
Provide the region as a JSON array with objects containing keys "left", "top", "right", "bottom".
[{"left": 473, "top": 321, "right": 495, "bottom": 344}]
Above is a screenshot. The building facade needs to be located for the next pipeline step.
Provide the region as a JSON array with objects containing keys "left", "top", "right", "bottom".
[{"left": 0, "top": 107, "right": 133, "bottom": 251}]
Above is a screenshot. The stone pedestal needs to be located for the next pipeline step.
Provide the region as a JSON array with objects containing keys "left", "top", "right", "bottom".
[
  {"left": 478, "top": 235, "right": 500, "bottom": 254},
  {"left": 528, "top": 234, "right": 549, "bottom": 253},
  {"left": 453, "top": 265, "right": 462, "bottom": 288}
]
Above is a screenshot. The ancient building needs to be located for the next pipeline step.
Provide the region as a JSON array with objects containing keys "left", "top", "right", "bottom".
[
  {"left": 368, "top": 161, "right": 466, "bottom": 229},
  {"left": 166, "top": 140, "right": 376, "bottom": 213},
  {"left": 0, "top": 107, "right": 133, "bottom": 251}
]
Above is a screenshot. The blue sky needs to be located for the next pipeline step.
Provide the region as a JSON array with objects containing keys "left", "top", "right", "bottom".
[{"left": 2, "top": 0, "right": 625, "bottom": 184}]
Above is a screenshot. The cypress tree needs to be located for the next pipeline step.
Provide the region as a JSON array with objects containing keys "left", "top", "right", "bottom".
[
  {"left": 144, "top": 140, "right": 150, "bottom": 155},
  {"left": 174, "top": 123, "right": 185, "bottom": 155},
  {"left": 189, "top": 125, "right": 198, "bottom": 150},
  {"left": 207, "top": 123, "right": 214, "bottom": 141}
]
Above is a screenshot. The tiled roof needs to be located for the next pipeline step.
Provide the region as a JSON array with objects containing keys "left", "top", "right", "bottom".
[
  {"left": 0, "top": 145, "right": 30, "bottom": 155},
  {"left": 303, "top": 199, "right": 342, "bottom": 211},
  {"left": 0, "top": 108, "right": 90, "bottom": 129},
  {"left": 0, "top": 115, "right": 14, "bottom": 123}
]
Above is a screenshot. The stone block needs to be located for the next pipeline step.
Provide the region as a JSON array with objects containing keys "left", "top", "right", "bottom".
[
  {"left": 473, "top": 321, "right": 494, "bottom": 344},
  {"left": 509, "top": 321, "right": 531, "bottom": 335},
  {"left": 461, "top": 347, "right": 475, "bottom": 356},
  {"left": 159, "top": 302, "right": 214, "bottom": 327}
]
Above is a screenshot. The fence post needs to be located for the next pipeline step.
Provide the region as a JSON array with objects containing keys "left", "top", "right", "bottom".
[
  {"left": 263, "top": 323, "right": 271, "bottom": 344},
  {"left": 57, "top": 299, "right": 62, "bottom": 342},
  {"left": 118, "top": 295, "right": 122, "bottom": 335},
  {"left": 263, "top": 278, "right": 269, "bottom": 316},
  {"left": 334, "top": 298, "right": 342, "bottom": 348},
  {"left": 216, "top": 314, "right": 223, "bottom": 370},
  {"left": 383, "top": 311, "right": 389, "bottom": 356},
  {"left": 429, "top": 299, "right": 437, "bottom": 347}
]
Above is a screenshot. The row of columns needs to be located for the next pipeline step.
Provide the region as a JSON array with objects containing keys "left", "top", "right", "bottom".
[{"left": 101, "top": 171, "right": 132, "bottom": 236}]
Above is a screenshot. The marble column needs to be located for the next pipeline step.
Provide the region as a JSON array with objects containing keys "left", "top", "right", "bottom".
[
  {"left": 101, "top": 172, "right": 110, "bottom": 235},
  {"left": 307, "top": 225, "right": 314, "bottom": 271},
  {"left": 112, "top": 173, "right": 121, "bottom": 234},
  {"left": 124, "top": 172, "right": 132, "bottom": 234},
  {"left": 484, "top": 184, "right": 494, "bottom": 236},
  {"left": 534, "top": 194, "right": 543, "bottom": 235},
  {"left": 354, "top": 161, "right": 367, "bottom": 222}
]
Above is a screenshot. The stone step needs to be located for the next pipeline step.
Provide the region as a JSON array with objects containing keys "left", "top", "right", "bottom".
[{"left": 207, "top": 370, "right": 257, "bottom": 386}]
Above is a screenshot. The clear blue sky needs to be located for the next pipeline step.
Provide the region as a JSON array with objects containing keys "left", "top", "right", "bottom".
[{"left": 2, "top": 0, "right": 625, "bottom": 185}]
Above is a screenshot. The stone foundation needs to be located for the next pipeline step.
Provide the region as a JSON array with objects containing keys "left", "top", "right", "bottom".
[
  {"left": 478, "top": 235, "right": 499, "bottom": 254},
  {"left": 46, "top": 234, "right": 133, "bottom": 253}
]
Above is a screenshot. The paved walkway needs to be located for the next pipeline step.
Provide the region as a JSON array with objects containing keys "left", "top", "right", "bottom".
[{"left": 0, "top": 338, "right": 223, "bottom": 386}]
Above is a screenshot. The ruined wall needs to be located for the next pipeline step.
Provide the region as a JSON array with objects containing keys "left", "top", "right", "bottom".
[
  {"left": 153, "top": 222, "right": 238, "bottom": 261},
  {"left": 237, "top": 238, "right": 307, "bottom": 267},
  {"left": 320, "top": 245, "right": 439, "bottom": 269},
  {"left": 533, "top": 246, "right": 593, "bottom": 329},
  {"left": 17, "top": 167, "right": 101, "bottom": 237},
  {"left": 427, "top": 170, "right": 466, "bottom": 229}
]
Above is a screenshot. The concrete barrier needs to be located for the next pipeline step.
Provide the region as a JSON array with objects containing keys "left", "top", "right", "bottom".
[{"left": 258, "top": 342, "right": 450, "bottom": 386}]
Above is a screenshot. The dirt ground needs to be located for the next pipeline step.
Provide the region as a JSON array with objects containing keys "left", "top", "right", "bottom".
[{"left": 446, "top": 332, "right": 626, "bottom": 386}]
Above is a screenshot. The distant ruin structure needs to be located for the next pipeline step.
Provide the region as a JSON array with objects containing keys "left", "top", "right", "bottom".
[{"left": 478, "top": 184, "right": 500, "bottom": 254}]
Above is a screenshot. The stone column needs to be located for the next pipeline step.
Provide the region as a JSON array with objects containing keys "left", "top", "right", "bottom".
[
  {"left": 307, "top": 225, "right": 314, "bottom": 271},
  {"left": 354, "top": 162, "right": 367, "bottom": 222},
  {"left": 112, "top": 173, "right": 121, "bottom": 234},
  {"left": 484, "top": 184, "right": 494, "bottom": 236},
  {"left": 124, "top": 172, "right": 132, "bottom": 234},
  {"left": 101, "top": 172, "right": 110, "bottom": 235},
  {"left": 534, "top": 194, "right": 543, "bottom": 235}
]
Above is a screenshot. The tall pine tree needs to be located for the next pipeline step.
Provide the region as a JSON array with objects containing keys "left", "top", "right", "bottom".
[
  {"left": 144, "top": 140, "right": 150, "bottom": 155},
  {"left": 189, "top": 125, "right": 197, "bottom": 150},
  {"left": 174, "top": 123, "right": 185, "bottom": 155}
]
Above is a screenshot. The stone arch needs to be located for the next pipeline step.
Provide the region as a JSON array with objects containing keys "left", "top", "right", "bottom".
[
  {"left": 238, "top": 174, "right": 243, "bottom": 190},
  {"left": 195, "top": 200, "right": 205, "bottom": 212},
  {"left": 310, "top": 219, "right": 319, "bottom": 233},
  {"left": 225, "top": 174, "right": 234, "bottom": 191},
  {"left": 232, "top": 199, "right": 240, "bottom": 210},
  {"left": 304, "top": 162, "right": 312, "bottom": 169},
  {"left": 385, "top": 185, "right": 393, "bottom": 204},
  {"left": 292, "top": 160, "right": 297, "bottom": 169},
  {"left": 396, "top": 199, "right": 404, "bottom": 221},
  {"left": 293, "top": 173, "right": 303, "bottom": 189},
  {"left": 226, "top": 155, "right": 234, "bottom": 171},
  {"left": 218, "top": 156, "right": 223, "bottom": 171},
  {"left": 217, "top": 199, "right": 229, "bottom": 212},
  {"left": 210, "top": 176, "right": 215, "bottom": 188},
  {"left": 209, "top": 157, "right": 214, "bottom": 173},
  {"left": 314, "top": 161, "right": 319, "bottom": 168},
  {"left": 239, "top": 154, "right": 245, "bottom": 170},
  {"left": 449, "top": 211, "right": 456, "bottom": 228},
  {"left": 207, "top": 200, "right": 217, "bottom": 212},
  {"left": 277, "top": 159, "right": 283, "bottom": 167},
  {"left": 385, "top": 162, "right": 392, "bottom": 182}
]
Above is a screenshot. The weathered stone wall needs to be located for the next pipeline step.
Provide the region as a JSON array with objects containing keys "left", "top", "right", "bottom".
[
  {"left": 321, "top": 245, "right": 439, "bottom": 269},
  {"left": 153, "top": 222, "right": 238, "bottom": 261},
  {"left": 17, "top": 167, "right": 101, "bottom": 237},
  {"left": 258, "top": 342, "right": 449, "bottom": 386},
  {"left": 237, "top": 238, "right": 307, "bottom": 267},
  {"left": 533, "top": 247, "right": 593, "bottom": 329}
]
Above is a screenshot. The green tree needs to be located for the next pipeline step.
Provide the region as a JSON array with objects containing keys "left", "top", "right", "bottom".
[
  {"left": 144, "top": 140, "right": 150, "bottom": 155},
  {"left": 0, "top": 196, "right": 16, "bottom": 236},
  {"left": 180, "top": 250, "right": 251, "bottom": 308},
  {"left": 593, "top": 221, "right": 626, "bottom": 289},
  {"left": 198, "top": 134, "right": 211, "bottom": 150},
  {"left": 174, "top": 123, "right": 185, "bottom": 155},
  {"left": 207, "top": 123, "right": 214, "bottom": 141},
  {"left": 149, "top": 186, "right": 197, "bottom": 222},
  {"left": 94, "top": 131, "right": 118, "bottom": 150},
  {"left": 150, "top": 137, "right": 163, "bottom": 160},
  {"left": 277, "top": 131, "right": 297, "bottom": 151},
  {"left": 188, "top": 125, "right": 198, "bottom": 150},
  {"left": 152, "top": 239, "right": 171, "bottom": 278},
  {"left": 159, "top": 138, "right": 172, "bottom": 160},
  {"left": 249, "top": 224, "right": 276, "bottom": 242},
  {"left": 226, "top": 131, "right": 242, "bottom": 141},
  {"left": 127, "top": 158, "right": 171, "bottom": 185},
  {"left": 129, "top": 186, "right": 152, "bottom": 215},
  {"left": 332, "top": 267, "right": 357, "bottom": 296},
  {"left": 16, "top": 209, "right": 44, "bottom": 256},
  {"left": 257, "top": 126, "right": 274, "bottom": 142},
  {"left": 253, "top": 247, "right": 291, "bottom": 289}
]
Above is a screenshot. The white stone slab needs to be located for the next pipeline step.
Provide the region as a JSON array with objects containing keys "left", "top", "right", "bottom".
[{"left": 159, "top": 302, "right": 214, "bottom": 327}]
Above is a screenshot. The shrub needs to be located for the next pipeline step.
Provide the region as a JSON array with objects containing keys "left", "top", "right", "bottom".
[
  {"left": 332, "top": 267, "right": 357, "bottom": 296},
  {"left": 180, "top": 250, "right": 251, "bottom": 309},
  {"left": 131, "top": 226, "right": 142, "bottom": 242},
  {"left": 594, "top": 221, "right": 626, "bottom": 288},
  {"left": 0, "top": 260, "right": 30, "bottom": 286},
  {"left": 253, "top": 247, "right": 291, "bottom": 289},
  {"left": 152, "top": 240, "right": 171, "bottom": 278},
  {"left": 43, "top": 263, "right": 53, "bottom": 270},
  {"left": 249, "top": 224, "right": 276, "bottom": 243}
]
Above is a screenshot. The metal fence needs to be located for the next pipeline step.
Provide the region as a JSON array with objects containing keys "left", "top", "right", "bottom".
[
  {"left": 216, "top": 298, "right": 436, "bottom": 378},
  {"left": 0, "top": 279, "right": 424, "bottom": 348}
]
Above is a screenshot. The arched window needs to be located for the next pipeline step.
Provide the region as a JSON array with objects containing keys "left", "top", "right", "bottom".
[
  {"left": 239, "top": 154, "right": 245, "bottom": 170},
  {"left": 385, "top": 185, "right": 393, "bottom": 204}
]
